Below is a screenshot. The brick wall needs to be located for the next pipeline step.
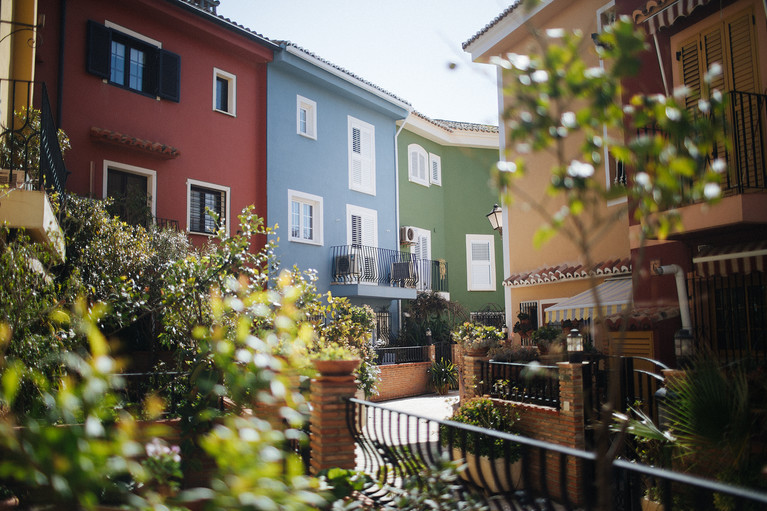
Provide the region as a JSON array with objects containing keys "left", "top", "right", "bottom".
[{"left": 370, "top": 361, "right": 431, "bottom": 402}]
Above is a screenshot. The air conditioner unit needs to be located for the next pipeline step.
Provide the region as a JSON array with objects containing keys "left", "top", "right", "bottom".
[
  {"left": 335, "top": 254, "right": 361, "bottom": 279},
  {"left": 400, "top": 226, "right": 416, "bottom": 244}
]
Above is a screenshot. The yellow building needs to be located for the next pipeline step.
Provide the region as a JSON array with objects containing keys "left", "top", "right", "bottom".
[{"left": 464, "top": 0, "right": 631, "bottom": 345}]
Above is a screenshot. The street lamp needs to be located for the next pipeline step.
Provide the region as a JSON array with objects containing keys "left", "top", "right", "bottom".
[
  {"left": 566, "top": 328, "right": 584, "bottom": 362},
  {"left": 486, "top": 204, "right": 503, "bottom": 236},
  {"left": 674, "top": 328, "right": 694, "bottom": 368}
]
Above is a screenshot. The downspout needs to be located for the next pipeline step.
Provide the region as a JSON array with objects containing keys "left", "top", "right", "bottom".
[
  {"left": 56, "top": 0, "right": 67, "bottom": 124},
  {"left": 393, "top": 109, "right": 413, "bottom": 338},
  {"left": 652, "top": 32, "right": 670, "bottom": 96},
  {"left": 654, "top": 264, "right": 691, "bottom": 331}
]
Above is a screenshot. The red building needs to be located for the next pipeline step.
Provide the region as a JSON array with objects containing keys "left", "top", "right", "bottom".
[{"left": 34, "top": 0, "right": 276, "bottom": 240}]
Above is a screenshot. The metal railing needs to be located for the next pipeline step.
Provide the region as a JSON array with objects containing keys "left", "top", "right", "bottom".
[
  {"left": 330, "top": 245, "right": 448, "bottom": 293},
  {"left": 0, "top": 80, "right": 69, "bottom": 201},
  {"left": 346, "top": 398, "right": 767, "bottom": 510},
  {"left": 470, "top": 310, "right": 506, "bottom": 329},
  {"left": 374, "top": 345, "right": 429, "bottom": 365},
  {"left": 477, "top": 360, "right": 560, "bottom": 409}
]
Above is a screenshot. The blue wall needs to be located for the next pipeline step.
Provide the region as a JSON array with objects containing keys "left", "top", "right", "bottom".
[{"left": 266, "top": 47, "right": 408, "bottom": 306}]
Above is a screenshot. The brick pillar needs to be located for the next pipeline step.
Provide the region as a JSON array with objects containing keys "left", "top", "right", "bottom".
[
  {"left": 460, "top": 349, "right": 489, "bottom": 402},
  {"left": 309, "top": 366, "right": 358, "bottom": 475},
  {"left": 557, "top": 362, "right": 588, "bottom": 506},
  {"left": 428, "top": 344, "right": 436, "bottom": 363}
]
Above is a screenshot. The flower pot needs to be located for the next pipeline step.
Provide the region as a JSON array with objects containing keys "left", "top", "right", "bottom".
[
  {"left": 312, "top": 358, "right": 360, "bottom": 376},
  {"left": 464, "top": 347, "right": 490, "bottom": 357},
  {"left": 641, "top": 497, "right": 664, "bottom": 511},
  {"left": 452, "top": 448, "right": 523, "bottom": 493}
]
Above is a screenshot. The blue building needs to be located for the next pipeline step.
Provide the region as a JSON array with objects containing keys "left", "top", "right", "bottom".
[{"left": 266, "top": 42, "right": 413, "bottom": 341}]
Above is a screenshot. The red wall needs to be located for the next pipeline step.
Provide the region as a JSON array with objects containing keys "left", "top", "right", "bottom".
[{"left": 35, "top": 0, "right": 272, "bottom": 242}]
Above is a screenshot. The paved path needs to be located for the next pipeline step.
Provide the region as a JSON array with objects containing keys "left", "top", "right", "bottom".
[{"left": 374, "top": 390, "right": 459, "bottom": 421}]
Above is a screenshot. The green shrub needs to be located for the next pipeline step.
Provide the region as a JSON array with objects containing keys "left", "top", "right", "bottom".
[
  {"left": 428, "top": 358, "right": 458, "bottom": 395},
  {"left": 488, "top": 346, "right": 539, "bottom": 363},
  {"left": 451, "top": 322, "right": 503, "bottom": 351},
  {"left": 442, "top": 398, "right": 520, "bottom": 461}
]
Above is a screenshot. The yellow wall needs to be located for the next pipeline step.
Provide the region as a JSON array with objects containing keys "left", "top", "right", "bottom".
[
  {"left": 494, "top": 0, "right": 630, "bottom": 319},
  {"left": 0, "top": 0, "right": 38, "bottom": 125}
]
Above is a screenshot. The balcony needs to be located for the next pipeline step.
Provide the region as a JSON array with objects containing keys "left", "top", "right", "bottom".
[
  {"left": 330, "top": 244, "right": 448, "bottom": 300},
  {"left": 639, "top": 90, "right": 767, "bottom": 239},
  {"left": 0, "top": 81, "right": 69, "bottom": 260}
]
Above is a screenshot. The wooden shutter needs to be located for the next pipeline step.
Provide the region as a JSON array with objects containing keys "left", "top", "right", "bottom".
[
  {"left": 678, "top": 36, "right": 701, "bottom": 110},
  {"left": 726, "top": 12, "right": 758, "bottom": 93},
  {"left": 86, "top": 20, "right": 111, "bottom": 79},
  {"left": 157, "top": 49, "right": 181, "bottom": 102}
]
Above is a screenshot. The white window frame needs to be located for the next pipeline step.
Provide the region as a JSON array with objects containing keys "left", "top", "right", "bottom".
[
  {"left": 429, "top": 152, "right": 442, "bottom": 186},
  {"left": 348, "top": 116, "right": 376, "bottom": 195},
  {"left": 297, "top": 95, "right": 317, "bottom": 139},
  {"left": 213, "top": 68, "right": 236, "bottom": 117},
  {"left": 101, "top": 160, "right": 157, "bottom": 217},
  {"left": 346, "top": 204, "right": 378, "bottom": 248},
  {"left": 288, "top": 189, "right": 323, "bottom": 245},
  {"left": 105, "top": 20, "right": 162, "bottom": 47},
  {"left": 408, "top": 143, "right": 429, "bottom": 186},
  {"left": 186, "top": 178, "right": 230, "bottom": 237},
  {"left": 411, "top": 226, "right": 432, "bottom": 291},
  {"left": 466, "top": 234, "right": 496, "bottom": 292}
]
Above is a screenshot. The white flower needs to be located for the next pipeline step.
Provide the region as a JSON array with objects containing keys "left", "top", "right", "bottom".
[
  {"left": 712, "top": 90, "right": 723, "bottom": 103},
  {"left": 584, "top": 67, "right": 604, "bottom": 79},
  {"left": 507, "top": 53, "right": 531, "bottom": 70},
  {"left": 532, "top": 70, "right": 549, "bottom": 83},
  {"left": 705, "top": 63, "right": 723, "bottom": 82},
  {"left": 704, "top": 182, "right": 721, "bottom": 199},
  {"left": 665, "top": 106, "right": 681, "bottom": 121},
  {"left": 711, "top": 158, "right": 727, "bottom": 173},
  {"left": 490, "top": 55, "right": 512, "bottom": 69},
  {"left": 673, "top": 85, "right": 691, "bottom": 99},
  {"left": 561, "top": 111, "right": 576, "bottom": 128},
  {"left": 520, "top": 111, "right": 533, "bottom": 123},
  {"left": 519, "top": 75, "right": 532, "bottom": 86},
  {"left": 496, "top": 161, "right": 517, "bottom": 172},
  {"left": 567, "top": 160, "right": 595, "bottom": 178},
  {"left": 546, "top": 28, "right": 565, "bottom": 38},
  {"left": 698, "top": 99, "right": 710, "bottom": 113},
  {"left": 636, "top": 172, "right": 651, "bottom": 187}
]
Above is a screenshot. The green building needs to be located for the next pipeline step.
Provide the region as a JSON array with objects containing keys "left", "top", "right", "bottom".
[{"left": 397, "top": 112, "right": 503, "bottom": 317}]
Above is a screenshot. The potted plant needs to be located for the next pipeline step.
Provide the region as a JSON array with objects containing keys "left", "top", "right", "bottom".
[
  {"left": 428, "top": 358, "right": 458, "bottom": 395},
  {"left": 451, "top": 322, "right": 503, "bottom": 356},
  {"left": 529, "top": 325, "right": 563, "bottom": 356},
  {"left": 311, "top": 343, "right": 361, "bottom": 376},
  {"left": 512, "top": 312, "right": 534, "bottom": 341},
  {"left": 441, "top": 397, "right": 523, "bottom": 493}
]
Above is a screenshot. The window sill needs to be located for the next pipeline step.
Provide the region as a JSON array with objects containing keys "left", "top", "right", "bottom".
[
  {"left": 289, "top": 237, "right": 323, "bottom": 246},
  {"left": 408, "top": 178, "right": 430, "bottom": 188},
  {"left": 298, "top": 131, "right": 317, "bottom": 141},
  {"left": 213, "top": 108, "right": 236, "bottom": 118}
]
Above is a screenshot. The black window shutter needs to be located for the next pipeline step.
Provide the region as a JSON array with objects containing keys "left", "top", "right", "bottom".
[
  {"left": 86, "top": 20, "right": 111, "bottom": 78},
  {"left": 157, "top": 49, "right": 181, "bottom": 102}
]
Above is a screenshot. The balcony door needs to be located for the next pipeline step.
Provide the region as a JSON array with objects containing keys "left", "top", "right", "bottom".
[
  {"left": 411, "top": 227, "right": 431, "bottom": 291},
  {"left": 106, "top": 168, "right": 150, "bottom": 226},
  {"left": 674, "top": 6, "right": 764, "bottom": 190},
  {"left": 347, "top": 205, "right": 378, "bottom": 282}
]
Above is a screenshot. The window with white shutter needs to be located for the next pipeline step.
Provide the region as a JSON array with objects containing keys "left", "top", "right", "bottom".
[
  {"left": 408, "top": 144, "right": 428, "bottom": 186},
  {"left": 347, "top": 204, "right": 377, "bottom": 248},
  {"left": 348, "top": 116, "right": 376, "bottom": 195},
  {"left": 429, "top": 153, "right": 442, "bottom": 186},
  {"left": 466, "top": 234, "right": 496, "bottom": 291},
  {"left": 411, "top": 227, "right": 432, "bottom": 290}
]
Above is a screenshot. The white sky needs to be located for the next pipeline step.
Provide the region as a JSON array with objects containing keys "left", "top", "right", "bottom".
[{"left": 216, "top": 0, "right": 508, "bottom": 125}]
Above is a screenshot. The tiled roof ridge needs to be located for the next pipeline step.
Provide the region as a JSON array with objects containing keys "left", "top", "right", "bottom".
[
  {"left": 412, "top": 111, "right": 498, "bottom": 133},
  {"left": 503, "top": 257, "right": 632, "bottom": 287},
  {"left": 282, "top": 42, "right": 412, "bottom": 107},
  {"left": 90, "top": 127, "right": 180, "bottom": 159},
  {"left": 462, "top": 1, "right": 523, "bottom": 50},
  {"left": 176, "top": 0, "right": 278, "bottom": 47}
]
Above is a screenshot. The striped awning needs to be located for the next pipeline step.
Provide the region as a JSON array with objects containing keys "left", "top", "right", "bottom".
[
  {"left": 693, "top": 241, "right": 767, "bottom": 277},
  {"left": 633, "top": 0, "right": 712, "bottom": 35},
  {"left": 545, "top": 278, "right": 633, "bottom": 323}
]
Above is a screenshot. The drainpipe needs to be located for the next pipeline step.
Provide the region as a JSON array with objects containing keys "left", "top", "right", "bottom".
[
  {"left": 654, "top": 264, "right": 691, "bottom": 330},
  {"left": 56, "top": 0, "right": 67, "bottom": 125},
  {"left": 393, "top": 109, "right": 413, "bottom": 338}
]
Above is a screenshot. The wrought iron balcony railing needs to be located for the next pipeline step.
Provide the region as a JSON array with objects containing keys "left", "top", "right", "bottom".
[
  {"left": 0, "top": 80, "right": 69, "bottom": 201},
  {"left": 331, "top": 244, "right": 448, "bottom": 293}
]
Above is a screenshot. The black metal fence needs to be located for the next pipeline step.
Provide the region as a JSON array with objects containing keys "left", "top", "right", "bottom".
[
  {"left": 0, "top": 80, "right": 69, "bottom": 201},
  {"left": 331, "top": 245, "right": 448, "bottom": 293},
  {"left": 433, "top": 341, "right": 453, "bottom": 364},
  {"left": 346, "top": 398, "right": 767, "bottom": 510},
  {"left": 469, "top": 310, "right": 505, "bottom": 329},
  {"left": 477, "top": 360, "right": 560, "bottom": 409},
  {"left": 374, "top": 345, "right": 430, "bottom": 365}
]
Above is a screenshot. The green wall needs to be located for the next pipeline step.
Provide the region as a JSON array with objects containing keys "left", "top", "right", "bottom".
[{"left": 398, "top": 128, "right": 503, "bottom": 313}]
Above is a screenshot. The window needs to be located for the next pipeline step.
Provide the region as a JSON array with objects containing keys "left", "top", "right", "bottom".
[
  {"left": 347, "top": 204, "right": 377, "bottom": 248},
  {"left": 87, "top": 20, "right": 180, "bottom": 101},
  {"left": 102, "top": 160, "right": 156, "bottom": 226},
  {"left": 213, "top": 68, "right": 236, "bottom": 116},
  {"left": 466, "top": 234, "right": 496, "bottom": 291},
  {"left": 187, "top": 179, "right": 229, "bottom": 235},
  {"left": 411, "top": 227, "right": 432, "bottom": 291},
  {"left": 348, "top": 116, "right": 375, "bottom": 195},
  {"left": 297, "top": 95, "right": 317, "bottom": 139},
  {"left": 408, "top": 144, "right": 428, "bottom": 186},
  {"left": 288, "top": 189, "right": 323, "bottom": 245},
  {"left": 429, "top": 153, "right": 442, "bottom": 186}
]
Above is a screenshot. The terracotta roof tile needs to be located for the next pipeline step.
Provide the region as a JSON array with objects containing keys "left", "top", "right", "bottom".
[
  {"left": 503, "top": 257, "right": 632, "bottom": 287},
  {"left": 462, "top": 1, "right": 524, "bottom": 50},
  {"left": 90, "top": 127, "right": 180, "bottom": 159}
]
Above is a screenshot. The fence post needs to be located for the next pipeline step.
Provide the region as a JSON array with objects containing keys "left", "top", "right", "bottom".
[
  {"left": 309, "top": 362, "right": 359, "bottom": 475},
  {"left": 428, "top": 344, "right": 436, "bottom": 363},
  {"left": 460, "top": 349, "right": 490, "bottom": 401},
  {"left": 556, "top": 362, "right": 588, "bottom": 506}
]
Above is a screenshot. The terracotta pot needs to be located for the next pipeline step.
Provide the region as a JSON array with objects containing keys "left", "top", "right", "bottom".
[
  {"left": 312, "top": 358, "right": 360, "bottom": 376},
  {"left": 452, "top": 448, "right": 523, "bottom": 493},
  {"left": 464, "top": 347, "right": 490, "bottom": 357},
  {"left": 641, "top": 497, "right": 664, "bottom": 511}
]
